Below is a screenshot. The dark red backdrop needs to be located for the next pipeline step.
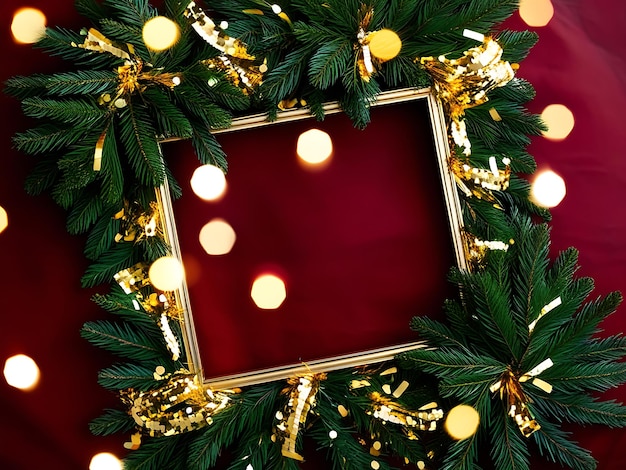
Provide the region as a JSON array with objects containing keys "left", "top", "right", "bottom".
[{"left": 1, "top": 1, "right": 624, "bottom": 469}]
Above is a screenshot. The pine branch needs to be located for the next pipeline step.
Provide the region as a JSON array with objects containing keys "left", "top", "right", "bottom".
[
  {"left": 81, "top": 242, "right": 136, "bottom": 288},
  {"left": 89, "top": 408, "right": 136, "bottom": 436},
  {"left": 21, "top": 96, "right": 109, "bottom": 125},
  {"left": 81, "top": 320, "right": 167, "bottom": 361},
  {"left": 98, "top": 362, "right": 169, "bottom": 390},
  {"left": 532, "top": 419, "right": 597, "bottom": 470}
]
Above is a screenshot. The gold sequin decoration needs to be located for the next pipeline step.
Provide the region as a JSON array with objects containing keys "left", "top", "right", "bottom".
[
  {"left": 420, "top": 36, "right": 515, "bottom": 155},
  {"left": 184, "top": 1, "right": 266, "bottom": 94},
  {"left": 114, "top": 200, "right": 162, "bottom": 244},
  {"left": 450, "top": 156, "right": 511, "bottom": 202},
  {"left": 490, "top": 359, "right": 554, "bottom": 437},
  {"left": 367, "top": 392, "right": 444, "bottom": 437},
  {"left": 114, "top": 262, "right": 150, "bottom": 294},
  {"left": 463, "top": 231, "right": 511, "bottom": 269},
  {"left": 274, "top": 373, "right": 327, "bottom": 461},
  {"left": 121, "top": 373, "right": 233, "bottom": 437}
]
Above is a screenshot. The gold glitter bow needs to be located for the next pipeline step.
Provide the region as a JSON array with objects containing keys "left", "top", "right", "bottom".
[
  {"left": 420, "top": 34, "right": 515, "bottom": 156},
  {"left": 184, "top": 1, "right": 267, "bottom": 93},
  {"left": 274, "top": 373, "right": 326, "bottom": 461},
  {"left": 490, "top": 358, "right": 554, "bottom": 437},
  {"left": 121, "top": 373, "right": 233, "bottom": 437}
]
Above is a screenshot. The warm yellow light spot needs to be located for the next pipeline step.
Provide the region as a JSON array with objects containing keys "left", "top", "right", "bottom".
[
  {"left": 251, "top": 274, "right": 287, "bottom": 309},
  {"left": 11, "top": 8, "right": 47, "bottom": 44},
  {"left": 0, "top": 206, "right": 8, "bottom": 234},
  {"left": 149, "top": 256, "right": 185, "bottom": 291},
  {"left": 89, "top": 452, "right": 123, "bottom": 470},
  {"left": 297, "top": 129, "right": 333, "bottom": 167},
  {"left": 142, "top": 16, "right": 180, "bottom": 51},
  {"left": 4, "top": 354, "right": 41, "bottom": 390},
  {"left": 199, "top": 218, "right": 237, "bottom": 255},
  {"left": 368, "top": 29, "right": 402, "bottom": 61},
  {"left": 531, "top": 170, "right": 567, "bottom": 208},
  {"left": 445, "top": 404, "right": 480, "bottom": 440},
  {"left": 541, "top": 104, "right": 575, "bottom": 141},
  {"left": 519, "top": 0, "right": 554, "bottom": 27},
  {"left": 190, "top": 164, "right": 227, "bottom": 201}
]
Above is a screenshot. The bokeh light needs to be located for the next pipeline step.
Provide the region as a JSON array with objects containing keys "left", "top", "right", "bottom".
[
  {"left": 11, "top": 8, "right": 47, "bottom": 44},
  {"left": 541, "top": 104, "right": 575, "bottom": 141},
  {"left": 251, "top": 273, "right": 287, "bottom": 309},
  {"left": 142, "top": 16, "right": 180, "bottom": 51},
  {"left": 368, "top": 29, "right": 402, "bottom": 61},
  {"left": 297, "top": 129, "right": 333, "bottom": 167},
  {"left": 3, "top": 354, "right": 41, "bottom": 391},
  {"left": 149, "top": 256, "right": 185, "bottom": 291},
  {"left": 0, "top": 206, "right": 8, "bottom": 234},
  {"left": 445, "top": 404, "right": 480, "bottom": 440},
  {"left": 519, "top": 0, "right": 554, "bottom": 27},
  {"left": 89, "top": 452, "right": 123, "bottom": 470},
  {"left": 199, "top": 218, "right": 237, "bottom": 255},
  {"left": 190, "top": 164, "right": 227, "bottom": 201},
  {"left": 531, "top": 170, "right": 567, "bottom": 208}
]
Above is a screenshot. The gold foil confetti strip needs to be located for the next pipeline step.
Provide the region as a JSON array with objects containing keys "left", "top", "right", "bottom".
[
  {"left": 157, "top": 313, "right": 181, "bottom": 361},
  {"left": 490, "top": 360, "right": 553, "bottom": 437},
  {"left": 419, "top": 35, "right": 515, "bottom": 155},
  {"left": 184, "top": 1, "right": 266, "bottom": 93},
  {"left": 450, "top": 156, "right": 511, "bottom": 201},
  {"left": 274, "top": 373, "right": 326, "bottom": 461},
  {"left": 382, "top": 383, "right": 392, "bottom": 395},
  {"left": 121, "top": 373, "right": 233, "bottom": 437},
  {"left": 380, "top": 367, "right": 397, "bottom": 376},
  {"left": 350, "top": 379, "right": 371, "bottom": 389},
  {"left": 93, "top": 130, "right": 106, "bottom": 171},
  {"left": 528, "top": 297, "right": 562, "bottom": 332},
  {"left": 337, "top": 404, "right": 349, "bottom": 417},
  {"left": 73, "top": 27, "right": 134, "bottom": 60},
  {"left": 392, "top": 380, "right": 410, "bottom": 398},
  {"left": 489, "top": 107, "right": 502, "bottom": 121},
  {"left": 114, "top": 262, "right": 150, "bottom": 294},
  {"left": 367, "top": 392, "right": 444, "bottom": 434}
]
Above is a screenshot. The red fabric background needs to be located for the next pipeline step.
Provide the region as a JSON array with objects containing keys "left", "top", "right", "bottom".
[{"left": 0, "top": 1, "right": 624, "bottom": 469}]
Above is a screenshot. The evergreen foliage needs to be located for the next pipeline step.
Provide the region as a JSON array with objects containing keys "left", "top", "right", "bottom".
[{"left": 6, "top": 0, "right": 626, "bottom": 469}]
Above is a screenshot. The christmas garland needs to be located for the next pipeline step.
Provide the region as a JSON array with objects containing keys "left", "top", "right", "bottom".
[{"left": 6, "top": 0, "right": 626, "bottom": 469}]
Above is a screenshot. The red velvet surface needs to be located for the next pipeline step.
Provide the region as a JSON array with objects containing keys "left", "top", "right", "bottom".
[{"left": 0, "top": 1, "right": 625, "bottom": 469}]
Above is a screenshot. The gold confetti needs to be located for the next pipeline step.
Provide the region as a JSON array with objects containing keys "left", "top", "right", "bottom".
[
  {"left": 528, "top": 297, "right": 562, "bottom": 332},
  {"left": 337, "top": 404, "right": 349, "bottom": 417},
  {"left": 489, "top": 107, "right": 502, "bottom": 121},
  {"left": 392, "top": 380, "right": 409, "bottom": 398}
]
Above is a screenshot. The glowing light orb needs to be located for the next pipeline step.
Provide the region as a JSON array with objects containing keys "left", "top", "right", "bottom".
[
  {"left": 149, "top": 256, "right": 185, "bottom": 291},
  {"left": 519, "top": 0, "right": 554, "bottom": 27},
  {"left": 11, "top": 8, "right": 47, "bottom": 44},
  {"left": 541, "top": 104, "right": 575, "bottom": 141},
  {"left": 0, "top": 206, "right": 8, "bottom": 234},
  {"left": 297, "top": 129, "right": 333, "bottom": 166},
  {"left": 531, "top": 170, "right": 567, "bottom": 208},
  {"left": 89, "top": 452, "right": 123, "bottom": 470},
  {"left": 190, "top": 164, "right": 227, "bottom": 201},
  {"left": 3, "top": 354, "right": 41, "bottom": 390},
  {"left": 445, "top": 404, "right": 480, "bottom": 440},
  {"left": 199, "top": 218, "right": 237, "bottom": 255},
  {"left": 251, "top": 274, "right": 287, "bottom": 309},
  {"left": 142, "top": 16, "right": 180, "bottom": 51},
  {"left": 368, "top": 29, "right": 402, "bottom": 61}
]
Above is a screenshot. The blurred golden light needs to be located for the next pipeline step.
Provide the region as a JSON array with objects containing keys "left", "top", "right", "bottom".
[
  {"left": 190, "top": 164, "right": 227, "bottom": 201},
  {"left": 0, "top": 206, "right": 8, "bottom": 233},
  {"left": 11, "top": 8, "right": 47, "bottom": 44},
  {"left": 444, "top": 404, "right": 480, "bottom": 440},
  {"left": 541, "top": 104, "right": 575, "bottom": 140},
  {"left": 297, "top": 129, "right": 333, "bottom": 166},
  {"left": 3, "top": 354, "right": 40, "bottom": 391},
  {"left": 251, "top": 274, "right": 287, "bottom": 309},
  {"left": 199, "top": 218, "right": 237, "bottom": 255},
  {"left": 142, "top": 16, "right": 180, "bottom": 51},
  {"left": 519, "top": 0, "right": 554, "bottom": 27},
  {"left": 368, "top": 29, "right": 402, "bottom": 61},
  {"left": 89, "top": 452, "right": 123, "bottom": 470},
  {"left": 148, "top": 256, "right": 185, "bottom": 291},
  {"left": 531, "top": 170, "right": 567, "bottom": 208}
]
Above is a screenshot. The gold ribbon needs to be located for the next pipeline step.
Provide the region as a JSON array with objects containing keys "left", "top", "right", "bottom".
[
  {"left": 184, "top": 1, "right": 267, "bottom": 93},
  {"left": 121, "top": 373, "right": 233, "bottom": 437},
  {"left": 490, "top": 359, "right": 553, "bottom": 437},
  {"left": 528, "top": 297, "right": 562, "bottom": 333},
  {"left": 274, "top": 373, "right": 326, "bottom": 461},
  {"left": 420, "top": 31, "right": 515, "bottom": 156}
]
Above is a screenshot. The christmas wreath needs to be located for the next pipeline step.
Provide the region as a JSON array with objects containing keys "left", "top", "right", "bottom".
[{"left": 6, "top": 0, "right": 626, "bottom": 469}]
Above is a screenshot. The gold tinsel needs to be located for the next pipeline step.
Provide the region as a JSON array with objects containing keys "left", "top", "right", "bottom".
[
  {"left": 490, "top": 359, "right": 554, "bottom": 437},
  {"left": 420, "top": 34, "right": 515, "bottom": 156},
  {"left": 184, "top": 1, "right": 267, "bottom": 93},
  {"left": 121, "top": 373, "right": 234, "bottom": 437},
  {"left": 274, "top": 373, "right": 327, "bottom": 461}
]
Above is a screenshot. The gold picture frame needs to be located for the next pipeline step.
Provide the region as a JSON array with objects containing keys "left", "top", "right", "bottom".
[{"left": 158, "top": 87, "right": 467, "bottom": 389}]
